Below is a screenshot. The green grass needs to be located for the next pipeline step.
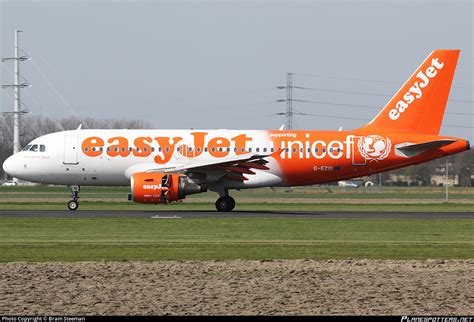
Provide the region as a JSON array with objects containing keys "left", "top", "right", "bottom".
[
  {"left": 0, "top": 201, "right": 473, "bottom": 212},
  {"left": 0, "top": 217, "right": 472, "bottom": 262},
  {"left": 1, "top": 185, "right": 474, "bottom": 199}
]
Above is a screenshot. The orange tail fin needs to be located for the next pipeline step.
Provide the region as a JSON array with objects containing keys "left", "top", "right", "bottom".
[{"left": 362, "top": 49, "right": 460, "bottom": 134}]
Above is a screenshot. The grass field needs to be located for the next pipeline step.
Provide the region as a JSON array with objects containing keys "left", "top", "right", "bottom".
[
  {"left": 1, "top": 185, "right": 474, "bottom": 199},
  {"left": 1, "top": 201, "right": 474, "bottom": 212},
  {"left": 0, "top": 217, "right": 473, "bottom": 262},
  {"left": 1, "top": 185, "right": 473, "bottom": 262},
  {"left": 1, "top": 185, "right": 474, "bottom": 212}
]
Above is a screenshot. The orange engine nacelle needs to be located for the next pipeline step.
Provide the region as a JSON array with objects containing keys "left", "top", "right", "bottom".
[{"left": 130, "top": 172, "right": 204, "bottom": 204}]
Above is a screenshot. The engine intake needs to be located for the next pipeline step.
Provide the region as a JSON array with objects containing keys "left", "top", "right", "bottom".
[{"left": 130, "top": 172, "right": 205, "bottom": 204}]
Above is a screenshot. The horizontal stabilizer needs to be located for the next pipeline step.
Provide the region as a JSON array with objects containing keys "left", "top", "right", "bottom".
[{"left": 395, "top": 139, "right": 457, "bottom": 157}]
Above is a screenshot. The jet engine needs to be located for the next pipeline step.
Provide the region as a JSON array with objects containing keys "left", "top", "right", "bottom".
[{"left": 129, "top": 172, "right": 205, "bottom": 204}]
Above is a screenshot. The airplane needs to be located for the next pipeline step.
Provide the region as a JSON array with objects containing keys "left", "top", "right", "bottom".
[{"left": 2, "top": 49, "right": 470, "bottom": 212}]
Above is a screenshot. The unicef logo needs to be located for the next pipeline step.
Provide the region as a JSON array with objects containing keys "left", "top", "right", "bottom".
[{"left": 358, "top": 135, "right": 391, "bottom": 161}]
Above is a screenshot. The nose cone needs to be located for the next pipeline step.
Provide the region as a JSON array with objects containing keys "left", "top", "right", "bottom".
[{"left": 3, "top": 155, "right": 18, "bottom": 177}]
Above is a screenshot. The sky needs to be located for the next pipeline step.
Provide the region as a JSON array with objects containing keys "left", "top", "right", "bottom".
[{"left": 1, "top": 0, "right": 473, "bottom": 140}]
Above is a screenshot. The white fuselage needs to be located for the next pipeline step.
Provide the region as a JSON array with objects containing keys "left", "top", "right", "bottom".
[{"left": 3, "top": 129, "right": 283, "bottom": 188}]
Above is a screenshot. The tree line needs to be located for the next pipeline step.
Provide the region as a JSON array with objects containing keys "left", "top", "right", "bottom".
[{"left": 1, "top": 115, "right": 472, "bottom": 186}]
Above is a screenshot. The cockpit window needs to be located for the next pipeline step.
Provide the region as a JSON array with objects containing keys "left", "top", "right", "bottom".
[
  {"left": 40, "top": 145, "right": 46, "bottom": 152},
  {"left": 22, "top": 144, "right": 32, "bottom": 151},
  {"left": 30, "top": 145, "right": 38, "bottom": 152}
]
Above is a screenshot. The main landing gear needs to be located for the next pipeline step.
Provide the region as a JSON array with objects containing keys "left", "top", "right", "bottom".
[
  {"left": 215, "top": 196, "right": 235, "bottom": 212},
  {"left": 67, "top": 185, "right": 80, "bottom": 211}
]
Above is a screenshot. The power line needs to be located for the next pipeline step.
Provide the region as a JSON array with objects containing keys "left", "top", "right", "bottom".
[
  {"left": 275, "top": 72, "right": 474, "bottom": 129},
  {"left": 277, "top": 111, "right": 474, "bottom": 129},
  {"left": 291, "top": 98, "right": 379, "bottom": 110},
  {"left": 283, "top": 111, "right": 369, "bottom": 121},
  {"left": 277, "top": 85, "right": 474, "bottom": 116},
  {"left": 292, "top": 86, "right": 390, "bottom": 97},
  {"left": 293, "top": 72, "right": 400, "bottom": 85},
  {"left": 292, "top": 71, "right": 470, "bottom": 89},
  {"left": 291, "top": 85, "right": 474, "bottom": 104},
  {"left": 293, "top": 98, "right": 474, "bottom": 116},
  {"left": 29, "top": 58, "right": 80, "bottom": 117}
]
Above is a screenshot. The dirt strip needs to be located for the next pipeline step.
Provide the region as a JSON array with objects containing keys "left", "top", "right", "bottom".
[{"left": 1, "top": 260, "right": 473, "bottom": 315}]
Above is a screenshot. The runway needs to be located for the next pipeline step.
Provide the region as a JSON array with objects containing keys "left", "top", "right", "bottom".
[{"left": 1, "top": 210, "right": 474, "bottom": 219}]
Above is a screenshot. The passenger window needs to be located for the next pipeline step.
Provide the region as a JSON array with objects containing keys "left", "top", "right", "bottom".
[
  {"left": 40, "top": 145, "right": 46, "bottom": 152},
  {"left": 30, "top": 145, "right": 38, "bottom": 152}
]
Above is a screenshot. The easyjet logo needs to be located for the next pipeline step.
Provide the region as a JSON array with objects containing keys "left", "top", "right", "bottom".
[
  {"left": 81, "top": 132, "right": 252, "bottom": 164},
  {"left": 388, "top": 57, "right": 444, "bottom": 121},
  {"left": 143, "top": 184, "right": 163, "bottom": 190}
]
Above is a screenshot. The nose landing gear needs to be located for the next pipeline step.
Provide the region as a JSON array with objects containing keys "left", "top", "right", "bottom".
[{"left": 67, "top": 185, "right": 80, "bottom": 211}]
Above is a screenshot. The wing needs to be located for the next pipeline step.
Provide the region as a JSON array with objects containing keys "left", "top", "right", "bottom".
[{"left": 124, "top": 149, "right": 283, "bottom": 183}]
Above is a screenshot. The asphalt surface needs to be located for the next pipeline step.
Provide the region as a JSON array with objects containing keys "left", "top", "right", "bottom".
[{"left": 1, "top": 210, "right": 474, "bottom": 219}]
